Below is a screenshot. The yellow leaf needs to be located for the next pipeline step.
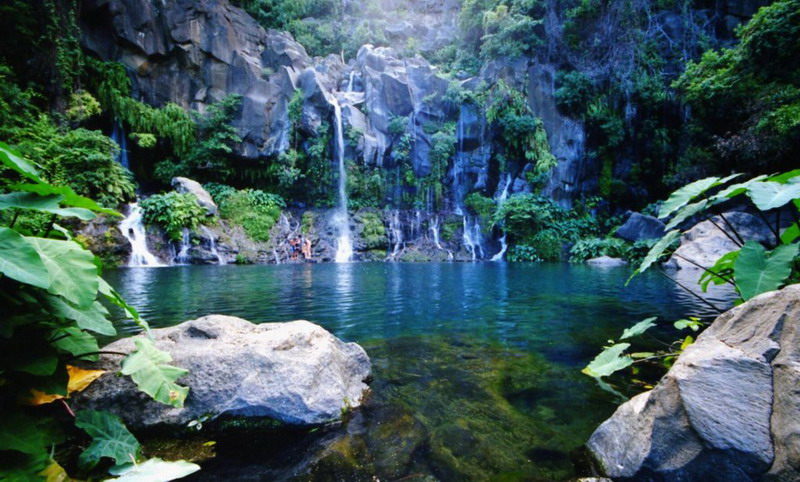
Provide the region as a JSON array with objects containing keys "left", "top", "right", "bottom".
[
  {"left": 25, "top": 365, "right": 105, "bottom": 406},
  {"left": 39, "top": 461, "right": 69, "bottom": 482},
  {"left": 65, "top": 365, "right": 105, "bottom": 394}
]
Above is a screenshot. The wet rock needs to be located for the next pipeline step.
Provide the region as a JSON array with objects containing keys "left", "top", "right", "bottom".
[
  {"left": 588, "top": 284, "right": 800, "bottom": 481},
  {"left": 586, "top": 256, "right": 628, "bottom": 267},
  {"left": 665, "top": 211, "right": 772, "bottom": 270},
  {"left": 171, "top": 177, "right": 217, "bottom": 215},
  {"left": 74, "top": 315, "right": 372, "bottom": 428},
  {"left": 615, "top": 212, "right": 666, "bottom": 242}
]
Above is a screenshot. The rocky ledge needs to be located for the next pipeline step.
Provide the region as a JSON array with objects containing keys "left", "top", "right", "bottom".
[
  {"left": 74, "top": 315, "right": 371, "bottom": 428},
  {"left": 588, "top": 284, "right": 800, "bottom": 481}
]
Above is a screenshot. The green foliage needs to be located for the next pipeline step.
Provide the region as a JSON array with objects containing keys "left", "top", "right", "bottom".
[
  {"left": 0, "top": 143, "right": 192, "bottom": 480},
  {"left": 582, "top": 343, "right": 634, "bottom": 378},
  {"left": 674, "top": 0, "right": 800, "bottom": 173},
  {"left": 140, "top": 192, "right": 207, "bottom": 241},
  {"left": 569, "top": 237, "right": 631, "bottom": 263},
  {"left": 465, "top": 192, "right": 496, "bottom": 225},
  {"left": 555, "top": 70, "right": 595, "bottom": 116},
  {"left": 203, "top": 182, "right": 237, "bottom": 205},
  {"left": 219, "top": 189, "right": 285, "bottom": 242},
  {"left": 734, "top": 241, "right": 799, "bottom": 301},
  {"left": 66, "top": 91, "right": 101, "bottom": 123},
  {"left": 75, "top": 410, "right": 140, "bottom": 469},
  {"left": 348, "top": 164, "right": 385, "bottom": 209},
  {"left": 121, "top": 338, "right": 190, "bottom": 407},
  {"left": 480, "top": 3, "right": 544, "bottom": 59},
  {"left": 359, "top": 212, "right": 388, "bottom": 249}
]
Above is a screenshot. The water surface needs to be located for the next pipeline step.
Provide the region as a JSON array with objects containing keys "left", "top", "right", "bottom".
[{"left": 104, "top": 263, "right": 732, "bottom": 480}]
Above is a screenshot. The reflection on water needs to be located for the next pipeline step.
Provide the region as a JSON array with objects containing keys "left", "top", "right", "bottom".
[{"left": 104, "top": 263, "right": 736, "bottom": 480}]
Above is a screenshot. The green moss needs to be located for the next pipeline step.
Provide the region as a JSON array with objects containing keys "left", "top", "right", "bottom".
[{"left": 357, "top": 212, "right": 387, "bottom": 250}]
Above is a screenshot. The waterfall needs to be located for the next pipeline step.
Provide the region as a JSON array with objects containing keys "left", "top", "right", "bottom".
[
  {"left": 453, "top": 106, "right": 466, "bottom": 215},
  {"left": 332, "top": 97, "right": 353, "bottom": 262},
  {"left": 110, "top": 121, "right": 129, "bottom": 169},
  {"left": 430, "top": 217, "right": 443, "bottom": 249},
  {"left": 174, "top": 229, "right": 191, "bottom": 265},
  {"left": 273, "top": 249, "right": 281, "bottom": 264},
  {"left": 491, "top": 234, "right": 508, "bottom": 262},
  {"left": 119, "top": 203, "right": 163, "bottom": 267},
  {"left": 346, "top": 70, "right": 355, "bottom": 92},
  {"left": 462, "top": 216, "right": 484, "bottom": 261},
  {"left": 496, "top": 173, "right": 511, "bottom": 203},
  {"left": 388, "top": 210, "right": 404, "bottom": 257},
  {"left": 201, "top": 226, "right": 224, "bottom": 265}
]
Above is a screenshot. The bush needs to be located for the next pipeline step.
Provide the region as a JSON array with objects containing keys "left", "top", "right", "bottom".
[
  {"left": 360, "top": 212, "right": 388, "bottom": 249},
  {"left": 569, "top": 237, "right": 631, "bottom": 263},
  {"left": 219, "top": 189, "right": 285, "bottom": 242},
  {"left": 140, "top": 192, "right": 207, "bottom": 241}
]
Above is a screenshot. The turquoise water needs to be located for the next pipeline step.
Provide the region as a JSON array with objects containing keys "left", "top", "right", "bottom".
[{"left": 104, "top": 263, "right": 732, "bottom": 480}]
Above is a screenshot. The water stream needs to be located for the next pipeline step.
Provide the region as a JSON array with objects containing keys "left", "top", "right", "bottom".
[
  {"left": 118, "top": 203, "right": 163, "bottom": 267},
  {"left": 201, "top": 226, "right": 225, "bottom": 265},
  {"left": 332, "top": 97, "right": 353, "bottom": 262}
]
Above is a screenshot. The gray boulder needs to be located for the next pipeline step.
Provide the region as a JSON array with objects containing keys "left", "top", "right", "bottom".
[
  {"left": 171, "top": 177, "right": 217, "bottom": 215},
  {"left": 616, "top": 212, "right": 666, "bottom": 242},
  {"left": 666, "top": 212, "right": 772, "bottom": 270},
  {"left": 587, "top": 256, "right": 628, "bottom": 267},
  {"left": 588, "top": 284, "right": 800, "bottom": 481},
  {"left": 74, "top": 315, "right": 371, "bottom": 428}
]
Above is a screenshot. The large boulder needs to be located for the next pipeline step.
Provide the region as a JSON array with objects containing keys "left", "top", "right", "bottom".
[
  {"left": 615, "top": 212, "right": 666, "bottom": 242},
  {"left": 74, "top": 315, "right": 371, "bottom": 428},
  {"left": 666, "top": 211, "right": 772, "bottom": 270},
  {"left": 587, "top": 284, "right": 800, "bottom": 481},
  {"left": 171, "top": 176, "right": 217, "bottom": 215}
]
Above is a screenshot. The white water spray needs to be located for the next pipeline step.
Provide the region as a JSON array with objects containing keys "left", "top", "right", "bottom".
[
  {"left": 462, "top": 216, "right": 484, "bottom": 261},
  {"left": 119, "top": 203, "right": 163, "bottom": 267},
  {"left": 174, "top": 229, "right": 191, "bottom": 265},
  {"left": 201, "top": 226, "right": 224, "bottom": 265},
  {"left": 491, "top": 233, "right": 508, "bottom": 262}
]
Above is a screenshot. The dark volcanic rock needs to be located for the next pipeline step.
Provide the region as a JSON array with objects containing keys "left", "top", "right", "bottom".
[{"left": 615, "top": 212, "right": 666, "bottom": 242}]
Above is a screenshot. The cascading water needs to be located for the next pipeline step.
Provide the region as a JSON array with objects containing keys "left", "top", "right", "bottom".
[
  {"left": 491, "top": 234, "right": 508, "bottom": 262},
  {"left": 332, "top": 97, "right": 353, "bottom": 262},
  {"left": 174, "top": 229, "right": 191, "bottom": 264},
  {"left": 201, "top": 226, "right": 225, "bottom": 265},
  {"left": 347, "top": 70, "right": 356, "bottom": 92},
  {"left": 119, "top": 203, "right": 163, "bottom": 267},
  {"left": 462, "top": 216, "right": 484, "bottom": 261},
  {"left": 110, "top": 121, "right": 130, "bottom": 169},
  {"left": 430, "top": 217, "right": 443, "bottom": 249},
  {"left": 273, "top": 249, "right": 281, "bottom": 264},
  {"left": 388, "top": 210, "right": 404, "bottom": 257}
]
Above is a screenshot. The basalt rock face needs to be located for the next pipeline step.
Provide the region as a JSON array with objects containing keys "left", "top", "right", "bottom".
[
  {"left": 73, "top": 316, "right": 372, "bottom": 428},
  {"left": 80, "top": 0, "right": 311, "bottom": 158},
  {"left": 587, "top": 284, "right": 800, "bottom": 481}
]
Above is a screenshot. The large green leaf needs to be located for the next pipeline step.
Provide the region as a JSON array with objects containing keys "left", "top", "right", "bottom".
[
  {"left": 50, "top": 327, "right": 100, "bottom": 361},
  {"left": 0, "top": 227, "right": 49, "bottom": 289},
  {"left": 747, "top": 181, "right": 800, "bottom": 211},
  {"left": 45, "top": 295, "right": 115, "bottom": 336},
  {"left": 26, "top": 237, "right": 99, "bottom": 309},
  {"left": 659, "top": 176, "right": 721, "bottom": 219},
  {"left": 121, "top": 338, "right": 189, "bottom": 407},
  {"left": 10, "top": 183, "right": 120, "bottom": 216},
  {"left": 708, "top": 175, "right": 768, "bottom": 205},
  {"left": 735, "top": 241, "right": 800, "bottom": 300},
  {"left": 627, "top": 230, "right": 681, "bottom": 284},
  {"left": 664, "top": 199, "right": 708, "bottom": 230},
  {"left": 582, "top": 343, "right": 633, "bottom": 378},
  {"left": 75, "top": 410, "right": 140, "bottom": 470},
  {"left": 0, "top": 142, "right": 42, "bottom": 182},
  {"left": 769, "top": 170, "right": 800, "bottom": 184},
  {"left": 0, "top": 192, "right": 95, "bottom": 220},
  {"left": 781, "top": 223, "right": 799, "bottom": 244},
  {"left": 109, "top": 458, "right": 201, "bottom": 482},
  {"left": 99, "top": 278, "right": 150, "bottom": 332},
  {"left": 620, "top": 317, "right": 657, "bottom": 340}
]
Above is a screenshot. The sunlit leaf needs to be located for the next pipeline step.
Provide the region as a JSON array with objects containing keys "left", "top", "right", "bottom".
[
  {"left": 26, "top": 237, "right": 99, "bottom": 309},
  {"left": 0, "top": 192, "right": 95, "bottom": 220},
  {"left": 38, "top": 461, "right": 68, "bottom": 482},
  {"left": 735, "top": 241, "right": 800, "bottom": 300},
  {"left": 121, "top": 338, "right": 189, "bottom": 407},
  {"left": 10, "top": 182, "right": 120, "bottom": 216},
  {"left": 582, "top": 343, "right": 633, "bottom": 378},
  {"left": 747, "top": 181, "right": 800, "bottom": 211},
  {"left": 109, "top": 458, "right": 200, "bottom": 481},
  {"left": 659, "top": 177, "right": 721, "bottom": 218},
  {"left": 627, "top": 230, "right": 681, "bottom": 284},
  {"left": 45, "top": 295, "right": 115, "bottom": 336},
  {"left": 664, "top": 199, "right": 708, "bottom": 230},
  {"left": 680, "top": 335, "right": 695, "bottom": 351},
  {"left": 780, "top": 222, "right": 799, "bottom": 244},
  {"left": 708, "top": 175, "right": 768, "bottom": 204},
  {"left": 0, "top": 142, "right": 42, "bottom": 182},
  {"left": 768, "top": 170, "right": 800, "bottom": 184},
  {"left": 620, "top": 317, "right": 657, "bottom": 340},
  {"left": 27, "top": 366, "right": 105, "bottom": 406},
  {"left": 75, "top": 410, "right": 140, "bottom": 470},
  {"left": 0, "top": 227, "right": 49, "bottom": 289}
]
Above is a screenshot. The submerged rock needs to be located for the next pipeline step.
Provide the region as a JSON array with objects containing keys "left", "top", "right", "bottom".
[
  {"left": 587, "top": 284, "right": 800, "bottom": 481},
  {"left": 74, "top": 315, "right": 371, "bottom": 428},
  {"left": 586, "top": 256, "right": 628, "bottom": 267}
]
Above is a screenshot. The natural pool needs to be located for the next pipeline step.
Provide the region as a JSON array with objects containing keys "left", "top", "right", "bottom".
[{"left": 104, "top": 263, "right": 733, "bottom": 481}]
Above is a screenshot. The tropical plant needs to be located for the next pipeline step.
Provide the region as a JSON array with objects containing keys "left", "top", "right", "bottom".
[
  {"left": 0, "top": 143, "right": 197, "bottom": 480},
  {"left": 140, "top": 192, "right": 207, "bottom": 241},
  {"left": 219, "top": 188, "right": 285, "bottom": 242},
  {"left": 585, "top": 170, "right": 800, "bottom": 386}
]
